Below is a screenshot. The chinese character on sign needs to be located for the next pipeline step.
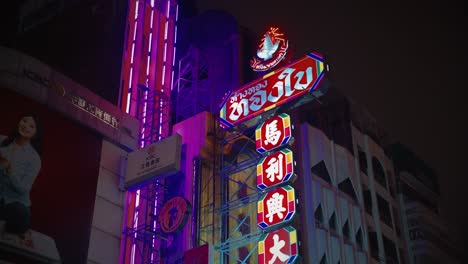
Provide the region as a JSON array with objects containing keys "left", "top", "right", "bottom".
[
  {"left": 95, "top": 107, "right": 103, "bottom": 118},
  {"left": 258, "top": 227, "right": 299, "bottom": 264},
  {"left": 77, "top": 96, "right": 86, "bottom": 108},
  {"left": 264, "top": 120, "right": 281, "bottom": 146},
  {"left": 111, "top": 116, "right": 119, "bottom": 127},
  {"left": 255, "top": 114, "right": 292, "bottom": 154},
  {"left": 256, "top": 149, "right": 294, "bottom": 190},
  {"left": 266, "top": 153, "right": 284, "bottom": 182},
  {"left": 103, "top": 112, "right": 111, "bottom": 124},
  {"left": 257, "top": 185, "right": 295, "bottom": 229},
  {"left": 265, "top": 192, "right": 286, "bottom": 223},
  {"left": 268, "top": 234, "right": 289, "bottom": 263}
]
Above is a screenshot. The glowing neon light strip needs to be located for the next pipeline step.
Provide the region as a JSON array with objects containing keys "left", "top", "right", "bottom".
[{"left": 166, "top": 0, "right": 170, "bottom": 17}]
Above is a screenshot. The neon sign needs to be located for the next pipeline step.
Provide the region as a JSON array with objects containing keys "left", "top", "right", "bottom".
[
  {"left": 69, "top": 94, "right": 119, "bottom": 128},
  {"left": 257, "top": 185, "right": 296, "bottom": 229},
  {"left": 258, "top": 226, "right": 299, "bottom": 264},
  {"left": 256, "top": 149, "right": 294, "bottom": 190},
  {"left": 250, "top": 27, "right": 289, "bottom": 72},
  {"left": 256, "top": 113, "right": 292, "bottom": 153},
  {"left": 158, "top": 196, "right": 191, "bottom": 233},
  {"left": 220, "top": 53, "right": 326, "bottom": 128}
]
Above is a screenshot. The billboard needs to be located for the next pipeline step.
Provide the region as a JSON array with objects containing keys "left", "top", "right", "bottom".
[
  {"left": 125, "top": 134, "right": 182, "bottom": 188},
  {"left": 0, "top": 88, "right": 102, "bottom": 263},
  {"left": 220, "top": 53, "right": 326, "bottom": 128}
]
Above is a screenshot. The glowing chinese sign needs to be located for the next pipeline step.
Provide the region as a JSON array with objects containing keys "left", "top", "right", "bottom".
[
  {"left": 258, "top": 226, "right": 299, "bottom": 264},
  {"left": 257, "top": 149, "right": 294, "bottom": 190},
  {"left": 250, "top": 27, "right": 289, "bottom": 72},
  {"left": 258, "top": 185, "right": 296, "bottom": 229},
  {"left": 219, "top": 53, "right": 326, "bottom": 128},
  {"left": 256, "top": 113, "right": 292, "bottom": 153},
  {"left": 69, "top": 94, "right": 119, "bottom": 128}
]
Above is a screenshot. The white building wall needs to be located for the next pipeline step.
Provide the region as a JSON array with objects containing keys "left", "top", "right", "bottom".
[
  {"left": 87, "top": 140, "right": 128, "bottom": 264},
  {"left": 301, "top": 123, "right": 368, "bottom": 264}
]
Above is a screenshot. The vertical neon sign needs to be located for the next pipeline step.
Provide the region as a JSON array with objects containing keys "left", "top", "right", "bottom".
[{"left": 119, "top": 0, "right": 179, "bottom": 263}]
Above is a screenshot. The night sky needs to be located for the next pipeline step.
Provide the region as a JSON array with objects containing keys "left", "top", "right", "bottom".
[{"left": 195, "top": 0, "right": 467, "bottom": 241}]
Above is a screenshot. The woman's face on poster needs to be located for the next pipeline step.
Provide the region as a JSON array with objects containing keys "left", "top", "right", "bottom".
[{"left": 18, "top": 116, "right": 37, "bottom": 140}]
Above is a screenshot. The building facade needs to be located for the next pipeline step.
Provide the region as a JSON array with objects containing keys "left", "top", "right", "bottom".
[{"left": 0, "top": 46, "right": 139, "bottom": 264}]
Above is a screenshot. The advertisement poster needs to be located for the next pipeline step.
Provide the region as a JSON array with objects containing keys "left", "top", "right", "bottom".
[{"left": 0, "top": 89, "right": 102, "bottom": 263}]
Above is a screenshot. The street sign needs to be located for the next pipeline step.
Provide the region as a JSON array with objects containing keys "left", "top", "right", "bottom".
[
  {"left": 258, "top": 185, "right": 296, "bottom": 229},
  {"left": 256, "top": 149, "right": 294, "bottom": 190},
  {"left": 255, "top": 113, "right": 292, "bottom": 154},
  {"left": 258, "top": 226, "right": 299, "bottom": 264},
  {"left": 219, "top": 53, "right": 326, "bottom": 128}
]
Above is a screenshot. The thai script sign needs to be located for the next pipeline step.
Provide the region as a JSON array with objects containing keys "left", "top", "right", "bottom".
[
  {"left": 257, "top": 185, "right": 296, "bottom": 229},
  {"left": 257, "top": 149, "right": 294, "bottom": 190},
  {"left": 258, "top": 226, "right": 299, "bottom": 264},
  {"left": 256, "top": 113, "right": 292, "bottom": 153},
  {"left": 219, "top": 53, "right": 325, "bottom": 128}
]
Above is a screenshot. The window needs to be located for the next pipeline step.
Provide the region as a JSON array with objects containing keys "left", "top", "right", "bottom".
[
  {"left": 355, "top": 228, "right": 363, "bottom": 250},
  {"left": 319, "top": 255, "right": 328, "bottom": 264},
  {"left": 315, "top": 204, "right": 325, "bottom": 228},
  {"left": 393, "top": 206, "right": 401, "bottom": 238},
  {"left": 387, "top": 170, "right": 396, "bottom": 198},
  {"left": 377, "top": 194, "right": 392, "bottom": 227},
  {"left": 383, "top": 235, "right": 398, "bottom": 264},
  {"left": 338, "top": 178, "right": 358, "bottom": 202},
  {"left": 311, "top": 160, "right": 332, "bottom": 184},
  {"left": 342, "top": 220, "right": 350, "bottom": 242},
  {"left": 363, "top": 186, "right": 373, "bottom": 215},
  {"left": 368, "top": 231, "right": 380, "bottom": 260},
  {"left": 372, "top": 157, "right": 387, "bottom": 189},
  {"left": 329, "top": 212, "right": 337, "bottom": 233},
  {"left": 358, "top": 150, "right": 368, "bottom": 175}
]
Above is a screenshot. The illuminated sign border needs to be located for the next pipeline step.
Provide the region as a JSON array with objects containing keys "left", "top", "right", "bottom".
[
  {"left": 257, "top": 185, "right": 296, "bottom": 229},
  {"left": 255, "top": 113, "right": 292, "bottom": 154},
  {"left": 256, "top": 148, "right": 294, "bottom": 190}
]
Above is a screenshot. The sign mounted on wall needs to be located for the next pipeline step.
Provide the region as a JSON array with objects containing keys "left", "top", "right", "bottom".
[
  {"left": 250, "top": 27, "right": 289, "bottom": 72},
  {"left": 256, "top": 113, "right": 292, "bottom": 154},
  {"left": 158, "top": 196, "right": 191, "bottom": 234},
  {"left": 219, "top": 53, "right": 326, "bottom": 128},
  {"left": 258, "top": 226, "right": 299, "bottom": 264},
  {"left": 257, "top": 185, "right": 296, "bottom": 229}
]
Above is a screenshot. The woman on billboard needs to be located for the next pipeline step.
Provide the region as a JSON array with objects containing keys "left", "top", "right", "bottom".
[{"left": 0, "top": 114, "right": 42, "bottom": 238}]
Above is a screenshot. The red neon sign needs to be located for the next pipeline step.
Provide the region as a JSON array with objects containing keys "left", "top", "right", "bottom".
[
  {"left": 255, "top": 113, "right": 292, "bottom": 153},
  {"left": 219, "top": 53, "right": 326, "bottom": 128},
  {"left": 257, "top": 185, "right": 296, "bottom": 229},
  {"left": 258, "top": 226, "right": 299, "bottom": 264},
  {"left": 256, "top": 149, "right": 294, "bottom": 190}
]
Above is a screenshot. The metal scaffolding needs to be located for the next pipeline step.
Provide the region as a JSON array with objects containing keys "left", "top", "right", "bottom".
[
  {"left": 174, "top": 46, "right": 210, "bottom": 123},
  {"left": 215, "top": 123, "right": 265, "bottom": 263}
]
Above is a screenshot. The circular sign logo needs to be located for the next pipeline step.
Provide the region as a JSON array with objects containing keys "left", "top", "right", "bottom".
[
  {"left": 158, "top": 197, "right": 191, "bottom": 233},
  {"left": 250, "top": 27, "right": 289, "bottom": 72}
]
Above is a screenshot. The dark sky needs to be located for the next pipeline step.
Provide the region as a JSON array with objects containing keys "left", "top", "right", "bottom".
[{"left": 195, "top": 0, "right": 467, "bottom": 240}]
